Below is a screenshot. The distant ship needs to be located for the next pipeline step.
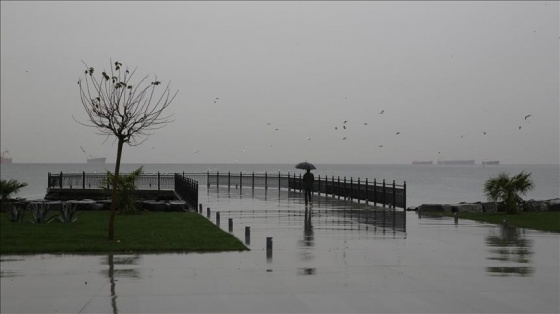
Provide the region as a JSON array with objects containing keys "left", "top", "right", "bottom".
[
  {"left": 437, "top": 160, "right": 475, "bottom": 165},
  {"left": 482, "top": 160, "right": 500, "bottom": 165},
  {"left": 1, "top": 150, "right": 12, "bottom": 163},
  {"left": 412, "top": 161, "right": 433, "bottom": 165},
  {"left": 87, "top": 157, "right": 106, "bottom": 164}
]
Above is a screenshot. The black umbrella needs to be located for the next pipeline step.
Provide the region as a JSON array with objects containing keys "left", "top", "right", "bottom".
[{"left": 295, "top": 161, "right": 316, "bottom": 170}]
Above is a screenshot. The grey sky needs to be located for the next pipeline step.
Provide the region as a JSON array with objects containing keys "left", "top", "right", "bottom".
[{"left": 1, "top": 1, "right": 558, "bottom": 164}]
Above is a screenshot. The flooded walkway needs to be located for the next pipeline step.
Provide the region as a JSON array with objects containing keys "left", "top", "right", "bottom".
[{"left": 1, "top": 188, "right": 559, "bottom": 313}]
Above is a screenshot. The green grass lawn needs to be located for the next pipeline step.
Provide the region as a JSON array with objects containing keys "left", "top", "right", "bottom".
[
  {"left": 1, "top": 211, "right": 248, "bottom": 255},
  {"left": 426, "top": 211, "right": 560, "bottom": 233}
]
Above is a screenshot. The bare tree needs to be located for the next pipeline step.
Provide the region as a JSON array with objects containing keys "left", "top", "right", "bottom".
[{"left": 77, "top": 60, "right": 178, "bottom": 240}]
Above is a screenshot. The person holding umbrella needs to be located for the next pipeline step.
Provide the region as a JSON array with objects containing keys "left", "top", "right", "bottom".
[{"left": 296, "top": 161, "right": 316, "bottom": 206}]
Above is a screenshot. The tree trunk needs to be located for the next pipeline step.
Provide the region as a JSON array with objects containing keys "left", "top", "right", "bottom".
[{"left": 108, "top": 139, "right": 125, "bottom": 240}]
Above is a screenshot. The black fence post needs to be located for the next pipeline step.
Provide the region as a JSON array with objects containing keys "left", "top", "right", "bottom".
[
  {"left": 228, "top": 171, "right": 231, "bottom": 191},
  {"left": 83, "top": 171, "right": 86, "bottom": 189},
  {"left": 217, "top": 171, "right": 220, "bottom": 189},
  {"left": 317, "top": 175, "right": 320, "bottom": 197},
  {"left": 344, "top": 177, "right": 347, "bottom": 200},
  {"left": 158, "top": 172, "right": 161, "bottom": 191},
  {"left": 278, "top": 171, "right": 281, "bottom": 192},
  {"left": 382, "top": 179, "right": 386, "bottom": 208},
  {"left": 357, "top": 178, "right": 360, "bottom": 204},
  {"left": 265, "top": 172, "right": 268, "bottom": 190},
  {"left": 48, "top": 172, "right": 51, "bottom": 188},
  {"left": 393, "top": 180, "right": 396, "bottom": 229},
  {"left": 365, "top": 178, "right": 369, "bottom": 204},
  {"left": 299, "top": 173, "right": 302, "bottom": 193},
  {"left": 331, "top": 176, "right": 335, "bottom": 198},
  {"left": 374, "top": 179, "right": 377, "bottom": 207},
  {"left": 252, "top": 172, "right": 255, "bottom": 192},
  {"left": 59, "top": 171, "right": 63, "bottom": 189},
  {"left": 392, "top": 180, "right": 396, "bottom": 209},
  {"left": 240, "top": 172, "right": 243, "bottom": 194},
  {"left": 337, "top": 176, "right": 340, "bottom": 200},
  {"left": 403, "top": 181, "right": 407, "bottom": 231},
  {"left": 207, "top": 171, "right": 210, "bottom": 188}
]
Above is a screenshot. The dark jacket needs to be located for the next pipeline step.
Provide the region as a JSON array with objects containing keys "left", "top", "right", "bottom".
[{"left": 303, "top": 172, "right": 314, "bottom": 189}]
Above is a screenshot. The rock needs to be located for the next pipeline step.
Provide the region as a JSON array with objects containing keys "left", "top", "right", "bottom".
[
  {"left": 481, "top": 202, "right": 497, "bottom": 213},
  {"left": 418, "top": 204, "right": 453, "bottom": 213},
  {"left": 453, "top": 203, "right": 483, "bottom": 213}
]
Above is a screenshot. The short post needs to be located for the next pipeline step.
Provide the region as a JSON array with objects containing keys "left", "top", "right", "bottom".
[
  {"left": 266, "top": 237, "right": 273, "bottom": 260},
  {"left": 245, "top": 226, "right": 251, "bottom": 245},
  {"left": 228, "top": 218, "right": 233, "bottom": 233},
  {"left": 207, "top": 207, "right": 211, "bottom": 218},
  {"left": 373, "top": 179, "right": 377, "bottom": 207},
  {"left": 228, "top": 171, "right": 231, "bottom": 191},
  {"left": 252, "top": 172, "right": 255, "bottom": 192},
  {"left": 278, "top": 171, "right": 281, "bottom": 192},
  {"left": 207, "top": 171, "right": 210, "bottom": 188},
  {"left": 60, "top": 171, "right": 63, "bottom": 189},
  {"left": 454, "top": 212, "right": 459, "bottom": 225},
  {"left": 217, "top": 171, "right": 220, "bottom": 189},
  {"left": 503, "top": 218, "right": 508, "bottom": 228},
  {"left": 82, "top": 171, "right": 86, "bottom": 189},
  {"left": 216, "top": 211, "right": 220, "bottom": 226},
  {"left": 199, "top": 203, "right": 202, "bottom": 214},
  {"left": 240, "top": 172, "right": 243, "bottom": 194},
  {"left": 357, "top": 177, "right": 360, "bottom": 204}
]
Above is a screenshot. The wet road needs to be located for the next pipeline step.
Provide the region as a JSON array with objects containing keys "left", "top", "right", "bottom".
[{"left": 2, "top": 188, "right": 559, "bottom": 313}]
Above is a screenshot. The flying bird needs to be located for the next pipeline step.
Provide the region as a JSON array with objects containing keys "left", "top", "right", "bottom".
[
  {"left": 379, "top": 110, "right": 384, "bottom": 114},
  {"left": 343, "top": 125, "right": 346, "bottom": 130},
  {"left": 364, "top": 123, "right": 368, "bottom": 126},
  {"left": 343, "top": 137, "right": 347, "bottom": 140},
  {"left": 519, "top": 126, "right": 522, "bottom": 130},
  {"left": 378, "top": 145, "right": 383, "bottom": 148},
  {"left": 335, "top": 127, "right": 338, "bottom": 130},
  {"left": 343, "top": 120, "right": 348, "bottom": 124},
  {"left": 524, "top": 114, "right": 532, "bottom": 120}
]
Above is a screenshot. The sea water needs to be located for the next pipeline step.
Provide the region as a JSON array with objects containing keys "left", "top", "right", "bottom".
[{"left": 1, "top": 163, "right": 558, "bottom": 207}]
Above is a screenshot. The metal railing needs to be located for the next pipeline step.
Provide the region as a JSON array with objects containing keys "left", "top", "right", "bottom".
[{"left": 47, "top": 171, "right": 406, "bottom": 209}]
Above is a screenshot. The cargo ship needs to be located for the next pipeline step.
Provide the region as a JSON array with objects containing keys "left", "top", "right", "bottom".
[
  {"left": 1, "top": 150, "right": 12, "bottom": 163},
  {"left": 87, "top": 157, "right": 106, "bottom": 164},
  {"left": 482, "top": 160, "right": 500, "bottom": 165},
  {"left": 412, "top": 161, "right": 433, "bottom": 165},
  {"left": 437, "top": 160, "right": 475, "bottom": 165}
]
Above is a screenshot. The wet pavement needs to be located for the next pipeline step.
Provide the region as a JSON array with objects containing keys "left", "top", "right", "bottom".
[{"left": 1, "top": 188, "right": 559, "bottom": 313}]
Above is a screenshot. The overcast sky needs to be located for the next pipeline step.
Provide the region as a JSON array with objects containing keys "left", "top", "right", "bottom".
[{"left": 1, "top": 1, "right": 558, "bottom": 164}]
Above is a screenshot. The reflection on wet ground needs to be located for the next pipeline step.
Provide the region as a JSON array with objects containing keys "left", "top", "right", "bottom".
[
  {"left": 485, "top": 227, "right": 534, "bottom": 277},
  {"left": 1, "top": 187, "right": 559, "bottom": 313}
]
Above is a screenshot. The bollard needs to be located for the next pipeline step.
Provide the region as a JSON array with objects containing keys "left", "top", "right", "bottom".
[
  {"left": 503, "top": 218, "right": 508, "bottom": 229},
  {"left": 228, "top": 218, "right": 233, "bottom": 233},
  {"left": 454, "top": 212, "right": 459, "bottom": 225},
  {"left": 266, "top": 237, "right": 273, "bottom": 261},
  {"left": 207, "top": 207, "right": 211, "bottom": 218},
  {"left": 245, "top": 226, "right": 251, "bottom": 245},
  {"left": 199, "top": 204, "right": 202, "bottom": 214},
  {"left": 216, "top": 212, "right": 220, "bottom": 226}
]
